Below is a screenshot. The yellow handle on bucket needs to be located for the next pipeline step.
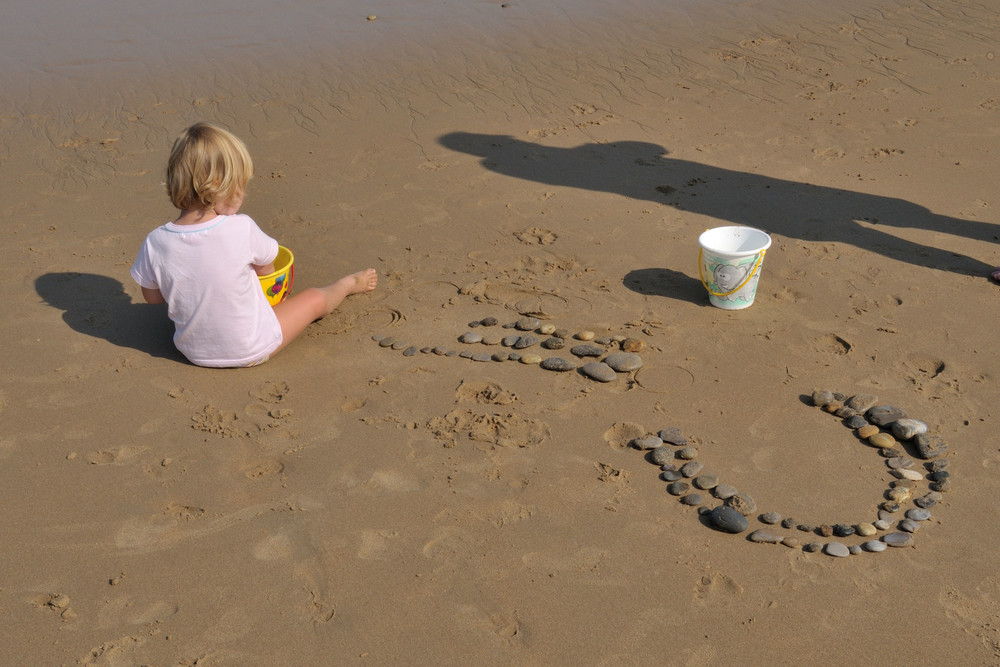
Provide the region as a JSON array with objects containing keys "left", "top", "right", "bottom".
[{"left": 698, "top": 248, "right": 766, "bottom": 297}]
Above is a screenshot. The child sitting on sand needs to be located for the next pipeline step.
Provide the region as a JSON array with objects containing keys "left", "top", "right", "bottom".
[{"left": 131, "top": 122, "right": 377, "bottom": 367}]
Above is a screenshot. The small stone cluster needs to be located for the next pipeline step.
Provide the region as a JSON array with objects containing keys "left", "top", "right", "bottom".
[
  {"left": 631, "top": 390, "right": 950, "bottom": 557},
  {"left": 373, "top": 316, "right": 645, "bottom": 382}
]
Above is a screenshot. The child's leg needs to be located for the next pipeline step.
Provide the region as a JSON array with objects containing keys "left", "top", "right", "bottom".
[{"left": 271, "top": 268, "right": 377, "bottom": 352}]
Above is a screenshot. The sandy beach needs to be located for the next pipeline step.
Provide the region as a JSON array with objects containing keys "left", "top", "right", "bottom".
[{"left": 4, "top": 0, "right": 1000, "bottom": 663}]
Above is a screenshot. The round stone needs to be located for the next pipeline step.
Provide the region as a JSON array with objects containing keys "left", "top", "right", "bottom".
[
  {"left": 760, "top": 512, "right": 782, "bottom": 525},
  {"left": 541, "top": 338, "right": 565, "bottom": 350},
  {"left": 501, "top": 335, "right": 521, "bottom": 347},
  {"left": 574, "top": 330, "right": 596, "bottom": 341},
  {"left": 372, "top": 334, "right": 386, "bottom": 342},
  {"left": 857, "top": 424, "right": 880, "bottom": 439},
  {"left": 886, "top": 456, "right": 915, "bottom": 469},
  {"left": 846, "top": 393, "right": 878, "bottom": 413},
  {"left": 803, "top": 542, "right": 822, "bottom": 553},
  {"left": 459, "top": 351, "right": 474, "bottom": 359},
  {"left": 781, "top": 517, "right": 797, "bottom": 529},
  {"left": 391, "top": 340, "right": 409, "bottom": 350},
  {"left": 864, "top": 540, "right": 888, "bottom": 552},
  {"left": 657, "top": 427, "right": 688, "bottom": 445},
  {"left": 420, "top": 347, "right": 433, "bottom": 354},
  {"left": 632, "top": 436, "right": 664, "bottom": 451},
  {"left": 403, "top": 346, "right": 418, "bottom": 356},
  {"left": 513, "top": 335, "right": 539, "bottom": 349},
  {"left": 680, "top": 461, "right": 703, "bottom": 478},
  {"left": 479, "top": 316, "right": 499, "bottom": 327},
  {"left": 893, "top": 468, "right": 923, "bottom": 481},
  {"left": 874, "top": 519, "right": 891, "bottom": 530},
  {"left": 570, "top": 344, "right": 604, "bottom": 358},
  {"left": 472, "top": 353, "right": 492, "bottom": 362},
  {"left": 855, "top": 522, "right": 877, "bottom": 537},
  {"left": 580, "top": 362, "right": 616, "bottom": 383},
  {"left": 887, "top": 487, "right": 911, "bottom": 503},
  {"left": 906, "top": 508, "right": 932, "bottom": 521},
  {"left": 515, "top": 317, "right": 541, "bottom": 331},
  {"left": 693, "top": 474, "right": 718, "bottom": 490},
  {"left": 459, "top": 331, "right": 483, "bottom": 344},
  {"left": 433, "top": 346, "right": 449, "bottom": 355},
  {"left": 899, "top": 519, "right": 921, "bottom": 533},
  {"left": 914, "top": 495, "right": 938, "bottom": 509},
  {"left": 660, "top": 470, "right": 683, "bottom": 482},
  {"left": 833, "top": 524, "right": 855, "bottom": 537},
  {"left": 481, "top": 335, "right": 501, "bottom": 346},
  {"left": 519, "top": 353, "right": 542, "bottom": 365},
  {"left": 867, "top": 405, "right": 907, "bottom": 426},
  {"left": 825, "top": 542, "right": 850, "bottom": 557},
  {"left": 844, "top": 415, "right": 869, "bottom": 429},
  {"left": 749, "top": 530, "right": 781, "bottom": 544},
  {"left": 811, "top": 390, "right": 835, "bottom": 407},
  {"left": 378, "top": 337, "right": 397, "bottom": 347},
  {"left": 930, "top": 480, "right": 952, "bottom": 493},
  {"left": 680, "top": 494, "right": 703, "bottom": 506},
  {"left": 491, "top": 351, "right": 509, "bottom": 362},
  {"left": 666, "top": 481, "right": 690, "bottom": 496},
  {"left": 540, "top": 357, "right": 576, "bottom": 372},
  {"left": 883, "top": 532, "right": 913, "bottom": 547},
  {"left": 713, "top": 484, "right": 737, "bottom": 499},
  {"left": 603, "top": 352, "right": 643, "bottom": 372},
  {"left": 819, "top": 525, "right": 834, "bottom": 537},
  {"left": 869, "top": 432, "right": 897, "bottom": 448},
  {"left": 848, "top": 545, "right": 864, "bottom": 555},
  {"left": 676, "top": 446, "right": 698, "bottom": 460},
  {"left": 445, "top": 350, "right": 458, "bottom": 357},
  {"left": 537, "top": 323, "right": 555, "bottom": 335},
  {"left": 648, "top": 448, "right": 674, "bottom": 466},
  {"left": 725, "top": 492, "right": 757, "bottom": 516},
  {"left": 709, "top": 505, "right": 749, "bottom": 534},
  {"left": 781, "top": 537, "right": 800, "bottom": 548}
]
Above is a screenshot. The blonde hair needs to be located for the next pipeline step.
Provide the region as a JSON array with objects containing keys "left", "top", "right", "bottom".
[{"left": 166, "top": 123, "right": 254, "bottom": 210}]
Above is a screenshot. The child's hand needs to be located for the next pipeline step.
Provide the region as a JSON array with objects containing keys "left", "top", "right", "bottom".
[{"left": 253, "top": 263, "right": 275, "bottom": 276}]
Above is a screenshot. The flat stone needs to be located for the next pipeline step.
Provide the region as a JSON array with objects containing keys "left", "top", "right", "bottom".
[
  {"left": 632, "top": 436, "right": 663, "bottom": 451},
  {"left": 481, "top": 335, "right": 501, "bottom": 346},
  {"left": 914, "top": 495, "right": 937, "bottom": 509},
  {"left": 491, "top": 351, "right": 509, "bottom": 362},
  {"left": 552, "top": 329, "right": 572, "bottom": 339},
  {"left": 781, "top": 517, "right": 797, "bottom": 529},
  {"left": 501, "top": 335, "right": 521, "bottom": 347},
  {"left": 540, "top": 357, "right": 576, "bottom": 372},
  {"left": 660, "top": 470, "right": 683, "bottom": 482},
  {"left": 680, "top": 461, "right": 703, "bottom": 478},
  {"left": 873, "top": 519, "right": 891, "bottom": 530},
  {"left": 833, "top": 524, "right": 855, "bottom": 537},
  {"left": 803, "top": 542, "right": 823, "bottom": 553},
  {"left": 570, "top": 344, "right": 604, "bottom": 358},
  {"left": 725, "top": 492, "right": 757, "bottom": 516},
  {"left": 869, "top": 432, "right": 897, "bottom": 448},
  {"left": 893, "top": 468, "right": 924, "bottom": 481},
  {"left": 580, "top": 362, "right": 616, "bottom": 383},
  {"left": 666, "top": 481, "right": 690, "bottom": 496},
  {"left": 884, "top": 532, "right": 913, "bottom": 547},
  {"left": 928, "top": 470, "right": 950, "bottom": 482},
  {"left": 891, "top": 418, "right": 928, "bottom": 441},
  {"left": 403, "top": 346, "right": 418, "bottom": 356},
  {"left": 930, "top": 480, "right": 952, "bottom": 493},
  {"left": 574, "top": 330, "right": 596, "bottom": 341},
  {"left": 846, "top": 393, "right": 878, "bottom": 413},
  {"left": 518, "top": 353, "right": 542, "bottom": 364},
  {"left": 541, "top": 338, "right": 565, "bottom": 350},
  {"left": 825, "top": 542, "right": 850, "bottom": 557},
  {"left": 864, "top": 540, "right": 888, "bottom": 552},
  {"left": 459, "top": 331, "right": 483, "bottom": 344},
  {"left": 658, "top": 427, "right": 688, "bottom": 445},
  {"left": 479, "top": 316, "right": 499, "bottom": 327},
  {"left": 513, "top": 335, "right": 540, "bottom": 349},
  {"left": 433, "top": 346, "right": 449, "bottom": 355},
  {"left": 676, "top": 447, "right": 698, "bottom": 460},
  {"left": 648, "top": 448, "right": 674, "bottom": 466},
  {"left": 372, "top": 334, "right": 386, "bottom": 342},
  {"left": 472, "top": 353, "right": 492, "bottom": 362},
  {"left": 515, "top": 317, "right": 541, "bottom": 331},
  {"left": 760, "top": 512, "right": 781, "bottom": 525},
  {"left": 378, "top": 337, "right": 396, "bottom": 347},
  {"left": 713, "top": 484, "right": 738, "bottom": 500},
  {"left": 679, "top": 494, "right": 703, "bottom": 506},
  {"left": 835, "top": 406, "right": 858, "bottom": 419},
  {"left": 459, "top": 351, "right": 474, "bottom": 359},
  {"left": 857, "top": 424, "right": 880, "bottom": 439},
  {"left": 621, "top": 338, "right": 646, "bottom": 353},
  {"left": 913, "top": 433, "right": 948, "bottom": 459},
  {"left": 811, "top": 390, "right": 836, "bottom": 407},
  {"left": 693, "top": 474, "right": 718, "bottom": 490},
  {"left": 886, "top": 456, "right": 915, "bottom": 470},
  {"left": 749, "top": 529, "right": 782, "bottom": 544},
  {"left": 391, "top": 340, "right": 409, "bottom": 350},
  {"left": 930, "top": 459, "right": 949, "bottom": 472},
  {"left": 844, "top": 415, "right": 869, "bottom": 429},
  {"left": 906, "top": 508, "right": 932, "bottom": 521},
  {"left": 709, "top": 505, "right": 749, "bottom": 534},
  {"left": 848, "top": 545, "right": 864, "bottom": 555},
  {"left": 603, "top": 352, "right": 643, "bottom": 372},
  {"left": 855, "top": 522, "right": 877, "bottom": 537},
  {"left": 781, "top": 537, "right": 800, "bottom": 548},
  {"left": 867, "top": 405, "right": 907, "bottom": 427},
  {"left": 899, "top": 519, "right": 921, "bottom": 533},
  {"left": 445, "top": 350, "right": 458, "bottom": 357}
]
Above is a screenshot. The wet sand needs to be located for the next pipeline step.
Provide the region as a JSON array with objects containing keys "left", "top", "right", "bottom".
[{"left": 4, "top": 0, "right": 1000, "bottom": 663}]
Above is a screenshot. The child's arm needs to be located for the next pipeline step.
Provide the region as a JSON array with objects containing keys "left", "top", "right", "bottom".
[
  {"left": 253, "top": 262, "right": 275, "bottom": 276},
  {"left": 141, "top": 286, "right": 166, "bottom": 304}
]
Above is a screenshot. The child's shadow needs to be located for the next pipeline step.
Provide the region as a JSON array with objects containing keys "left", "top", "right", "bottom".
[{"left": 36, "top": 272, "right": 183, "bottom": 361}]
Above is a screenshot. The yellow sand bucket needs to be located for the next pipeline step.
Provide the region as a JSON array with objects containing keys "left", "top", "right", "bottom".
[{"left": 259, "top": 246, "right": 295, "bottom": 305}]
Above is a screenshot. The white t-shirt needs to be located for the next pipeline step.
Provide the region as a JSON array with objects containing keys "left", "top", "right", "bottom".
[{"left": 131, "top": 214, "right": 282, "bottom": 367}]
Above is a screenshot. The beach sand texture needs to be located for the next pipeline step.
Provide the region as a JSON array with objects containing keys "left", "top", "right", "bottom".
[{"left": 4, "top": 0, "right": 1000, "bottom": 663}]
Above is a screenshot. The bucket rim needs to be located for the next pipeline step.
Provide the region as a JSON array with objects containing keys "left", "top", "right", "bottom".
[{"left": 698, "top": 226, "right": 771, "bottom": 254}]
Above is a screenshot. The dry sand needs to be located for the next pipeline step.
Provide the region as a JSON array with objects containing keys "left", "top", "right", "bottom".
[{"left": 4, "top": 0, "right": 1000, "bottom": 663}]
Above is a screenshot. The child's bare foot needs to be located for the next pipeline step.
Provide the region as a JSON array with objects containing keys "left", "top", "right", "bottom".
[
  {"left": 349, "top": 268, "right": 378, "bottom": 295},
  {"left": 321, "top": 268, "right": 378, "bottom": 312}
]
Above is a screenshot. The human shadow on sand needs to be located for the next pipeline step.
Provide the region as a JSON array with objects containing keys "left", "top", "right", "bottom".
[
  {"left": 36, "top": 272, "right": 182, "bottom": 361},
  {"left": 439, "top": 133, "right": 998, "bottom": 297}
]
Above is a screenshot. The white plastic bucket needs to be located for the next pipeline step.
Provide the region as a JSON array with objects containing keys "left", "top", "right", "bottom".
[{"left": 698, "top": 226, "right": 771, "bottom": 310}]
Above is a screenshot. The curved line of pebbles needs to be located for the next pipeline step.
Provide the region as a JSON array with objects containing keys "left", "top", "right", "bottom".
[
  {"left": 629, "top": 390, "right": 950, "bottom": 558},
  {"left": 372, "top": 315, "right": 647, "bottom": 383}
]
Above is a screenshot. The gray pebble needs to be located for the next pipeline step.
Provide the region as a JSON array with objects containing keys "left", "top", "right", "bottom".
[
  {"left": 680, "top": 461, "right": 703, "bottom": 478},
  {"left": 866, "top": 405, "right": 908, "bottom": 427},
  {"left": 391, "top": 340, "right": 409, "bottom": 350},
  {"left": 914, "top": 495, "right": 937, "bottom": 509},
  {"left": 833, "top": 524, "right": 855, "bottom": 537},
  {"left": 657, "top": 427, "right": 688, "bottom": 445},
  {"left": 433, "top": 346, "right": 449, "bottom": 355},
  {"left": 864, "top": 540, "right": 887, "bottom": 552},
  {"left": 541, "top": 338, "right": 565, "bottom": 350},
  {"left": 709, "top": 505, "right": 749, "bottom": 534},
  {"left": 713, "top": 484, "right": 738, "bottom": 500},
  {"left": 781, "top": 517, "right": 797, "bottom": 529},
  {"left": 472, "top": 353, "right": 492, "bottom": 362},
  {"left": 905, "top": 508, "right": 931, "bottom": 521},
  {"left": 481, "top": 335, "right": 501, "bottom": 346},
  {"left": 459, "top": 331, "right": 483, "bottom": 344},
  {"left": 848, "top": 545, "right": 863, "bottom": 555},
  {"left": 467, "top": 320, "right": 482, "bottom": 328},
  {"left": 459, "top": 351, "right": 474, "bottom": 359},
  {"left": 540, "top": 357, "right": 576, "bottom": 372},
  {"left": 677, "top": 447, "right": 698, "bottom": 460},
  {"left": 680, "top": 494, "right": 703, "bottom": 506},
  {"left": 930, "top": 459, "right": 949, "bottom": 472},
  {"left": 899, "top": 519, "right": 921, "bottom": 533},
  {"left": 480, "top": 316, "right": 499, "bottom": 327},
  {"left": 928, "top": 470, "right": 950, "bottom": 482},
  {"left": 725, "top": 492, "right": 757, "bottom": 516},
  {"left": 811, "top": 390, "right": 835, "bottom": 407},
  {"left": 603, "top": 352, "right": 643, "bottom": 372},
  {"left": 660, "top": 470, "right": 683, "bottom": 482},
  {"left": 760, "top": 511, "right": 781, "bottom": 525},
  {"left": 420, "top": 347, "right": 433, "bottom": 354},
  {"left": 843, "top": 415, "right": 869, "bottom": 429},
  {"left": 570, "top": 344, "right": 604, "bottom": 358},
  {"left": 403, "top": 346, "right": 418, "bottom": 356},
  {"left": 891, "top": 418, "right": 928, "bottom": 441},
  {"left": 513, "top": 335, "right": 539, "bottom": 349},
  {"left": 930, "top": 479, "right": 951, "bottom": 493},
  {"left": 632, "top": 436, "right": 663, "bottom": 451},
  {"left": 886, "top": 456, "right": 916, "bottom": 470},
  {"left": 825, "top": 542, "right": 851, "bottom": 557},
  {"left": 515, "top": 317, "right": 540, "bottom": 331},
  {"left": 873, "top": 519, "right": 891, "bottom": 530},
  {"left": 749, "top": 530, "right": 782, "bottom": 544},
  {"left": 492, "top": 351, "right": 509, "bottom": 362},
  {"left": 580, "top": 362, "right": 616, "bottom": 383},
  {"left": 378, "top": 337, "right": 396, "bottom": 347},
  {"left": 552, "top": 329, "right": 571, "bottom": 339},
  {"left": 846, "top": 393, "right": 878, "bottom": 413},
  {"left": 372, "top": 334, "right": 385, "bottom": 342},
  {"left": 501, "top": 335, "right": 520, "bottom": 347},
  {"left": 666, "top": 481, "right": 690, "bottom": 496},
  {"left": 802, "top": 542, "right": 822, "bottom": 553},
  {"left": 693, "top": 474, "right": 718, "bottom": 490},
  {"left": 883, "top": 532, "right": 913, "bottom": 547},
  {"left": 445, "top": 350, "right": 458, "bottom": 357},
  {"left": 648, "top": 448, "right": 674, "bottom": 466},
  {"left": 507, "top": 352, "right": 521, "bottom": 361}
]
